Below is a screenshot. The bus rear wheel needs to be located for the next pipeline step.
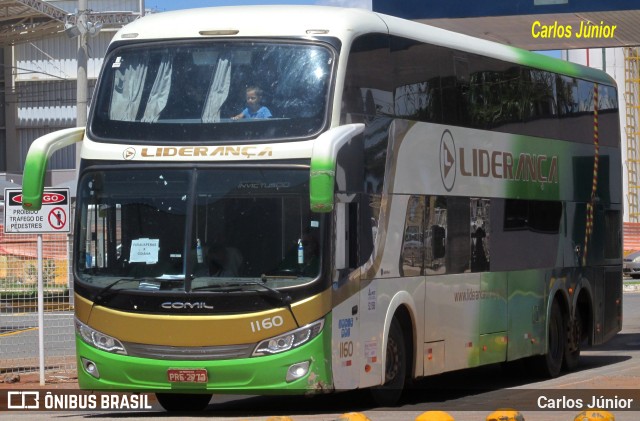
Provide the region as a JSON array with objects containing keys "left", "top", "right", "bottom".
[
  {"left": 530, "top": 299, "right": 565, "bottom": 378},
  {"left": 370, "top": 317, "right": 406, "bottom": 406},
  {"left": 156, "top": 393, "right": 212, "bottom": 412}
]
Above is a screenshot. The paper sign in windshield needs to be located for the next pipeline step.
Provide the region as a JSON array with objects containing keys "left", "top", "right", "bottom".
[{"left": 130, "top": 238, "right": 159, "bottom": 264}]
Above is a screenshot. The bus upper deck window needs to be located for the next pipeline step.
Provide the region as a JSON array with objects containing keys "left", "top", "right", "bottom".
[{"left": 90, "top": 41, "right": 335, "bottom": 143}]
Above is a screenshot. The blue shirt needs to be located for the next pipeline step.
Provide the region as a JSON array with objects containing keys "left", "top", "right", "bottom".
[{"left": 241, "top": 106, "right": 272, "bottom": 119}]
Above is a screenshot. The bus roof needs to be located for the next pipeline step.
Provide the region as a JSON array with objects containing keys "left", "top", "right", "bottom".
[
  {"left": 113, "top": 5, "right": 615, "bottom": 87},
  {"left": 113, "top": 6, "right": 386, "bottom": 44}
]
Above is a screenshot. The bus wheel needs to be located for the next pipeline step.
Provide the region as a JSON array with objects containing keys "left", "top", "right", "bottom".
[
  {"left": 156, "top": 393, "right": 212, "bottom": 412},
  {"left": 370, "top": 318, "right": 406, "bottom": 406},
  {"left": 564, "top": 308, "right": 583, "bottom": 371},
  {"left": 532, "top": 299, "right": 565, "bottom": 378}
]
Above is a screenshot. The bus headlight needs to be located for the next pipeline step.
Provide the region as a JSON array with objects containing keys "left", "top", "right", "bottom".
[
  {"left": 252, "top": 319, "right": 324, "bottom": 356},
  {"left": 75, "top": 318, "right": 127, "bottom": 355}
]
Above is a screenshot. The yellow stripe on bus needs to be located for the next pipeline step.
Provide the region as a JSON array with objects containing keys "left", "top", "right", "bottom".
[{"left": 75, "top": 289, "right": 332, "bottom": 347}]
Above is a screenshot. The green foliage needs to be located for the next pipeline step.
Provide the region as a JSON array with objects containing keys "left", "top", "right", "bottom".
[{"left": 0, "top": 288, "right": 69, "bottom": 300}]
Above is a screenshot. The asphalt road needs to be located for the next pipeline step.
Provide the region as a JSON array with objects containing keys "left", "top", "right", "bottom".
[
  {"left": 0, "top": 310, "right": 75, "bottom": 361},
  {"left": 2, "top": 291, "right": 640, "bottom": 421}
]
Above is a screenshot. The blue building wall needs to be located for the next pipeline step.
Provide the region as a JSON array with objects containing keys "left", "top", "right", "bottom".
[{"left": 372, "top": 0, "right": 640, "bottom": 19}]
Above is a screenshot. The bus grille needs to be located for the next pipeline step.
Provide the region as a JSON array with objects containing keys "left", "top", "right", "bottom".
[{"left": 123, "top": 342, "right": 255, "bottom": 360}]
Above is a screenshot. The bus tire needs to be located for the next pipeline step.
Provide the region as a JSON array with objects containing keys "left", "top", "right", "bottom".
[
  {"left": 531, "top": 299, "right": 565, "bottom": 378},
  {"left": 156, "top": 393, "right": 212, "bottom": 412},
  {"left": 370, "top": 317, "right": 406, "bottom": 406}
]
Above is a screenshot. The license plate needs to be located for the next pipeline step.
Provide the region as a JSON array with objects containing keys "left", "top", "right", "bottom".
[{"left": 167, "top": 369, "right": 208, "bottom": 383}]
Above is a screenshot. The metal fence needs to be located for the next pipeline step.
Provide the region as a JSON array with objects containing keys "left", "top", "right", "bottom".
[{"left": 0, "top": 227, "right": 75, "bottom": 377}]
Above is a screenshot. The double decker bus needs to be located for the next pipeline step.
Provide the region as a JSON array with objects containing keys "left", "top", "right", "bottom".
[{"left": 22, "top": 6, "right": 622, "bottom": 411}]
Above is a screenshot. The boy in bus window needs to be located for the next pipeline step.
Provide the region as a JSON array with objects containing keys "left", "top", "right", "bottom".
[{"left": 232, "top": 86, "right": 272, "bottom": 119}]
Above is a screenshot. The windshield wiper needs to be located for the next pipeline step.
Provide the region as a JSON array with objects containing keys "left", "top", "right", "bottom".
[
  {"left": 192, "top": 281, "right": 287, "bottom": 301},
  {"left": 92, "top": 279, "right": 132, "bottom": 305},
  {"left": 244, "top": 281, "right": 301, "bottom": 328},
  {"left": 92, "top": 278, "right": 152, "bottom": 306},
  {"left": 192, "top": 281, "right": 300, "bottom": 327},
  {"left": 246, "top": 281, "right": 291, "bottom": 304}
]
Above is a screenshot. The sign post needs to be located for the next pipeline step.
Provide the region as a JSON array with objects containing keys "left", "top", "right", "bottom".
[
  {"left": 37, "top": 235, "right": 43, "bottom": 386},
  {"left": 4, "top": 188, "right": 71, "bottom": 385}
]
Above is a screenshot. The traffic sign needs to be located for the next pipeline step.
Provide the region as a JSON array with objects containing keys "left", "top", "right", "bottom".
[{"left": 4, "top": 188, "right": 71, "bottom": 234}]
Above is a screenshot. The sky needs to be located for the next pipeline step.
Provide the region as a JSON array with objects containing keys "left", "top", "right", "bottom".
[{"left": 146, "top": 0, "right": 372, "bottom": 12}]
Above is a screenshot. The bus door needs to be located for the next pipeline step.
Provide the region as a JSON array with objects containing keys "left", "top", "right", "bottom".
[{"left": 331, "top": 196, "right": 362, "bottom": 390}]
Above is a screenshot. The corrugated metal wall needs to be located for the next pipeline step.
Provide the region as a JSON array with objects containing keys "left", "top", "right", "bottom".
[
  {"left": 15, "top": 80, "right": 97, "bottom": 171},
  {"left": 0, "top": 48, "right": 6, "bottom": 172},
  {"left": 50, "top": 0, "right": 141, "bottom": 13},
  {"left": 15, "top": 34, "right": 108, "bottom": 169},
  {"left": 13, "top": 0, "right": 141, "bottom": 171},
  {"left": 15, "top": 33, "right": 111, "bottom": 81}
]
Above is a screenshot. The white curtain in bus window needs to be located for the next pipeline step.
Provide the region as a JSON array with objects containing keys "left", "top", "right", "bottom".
[
  {"left": 110, "top": 54, "right": 149, "bottom": 121},
  {"left": 141, "top": 53, "right": 174, "bottom": 122},
  {"left": 202, "top": 58, "right": 231, "bottom": 123}
]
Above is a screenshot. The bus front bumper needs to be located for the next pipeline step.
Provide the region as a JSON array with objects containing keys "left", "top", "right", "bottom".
[{"left": 76, "top": 330, "right": 332, "bottom": 394}]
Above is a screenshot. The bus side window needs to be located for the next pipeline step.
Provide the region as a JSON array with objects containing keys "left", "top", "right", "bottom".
[
  {"left": 335, "top": 200, "right": 360, "bottom": 275},
  {"left": 348, "top": 202, "right": 358, "bottom": 269},
  {"left": 604, "top": 210, "right": 621, "bottom": 260},
  {"left": 401, "top": 196, "right": 425, "bottom": 276},
  {"left": 444, "top": 196, "right": 470, "bottom": 274},
  {"left": 470, "top": 198, "right": 490, "bottom": 273},
  {"left": 405, "top": 195, "right": 475, "bottom": 276},
  {"left": 431, "top": 225, "right": 446, "bottom": 259},
  {"left": 425, "top": 196, "right": 450, "bottom": 275}
]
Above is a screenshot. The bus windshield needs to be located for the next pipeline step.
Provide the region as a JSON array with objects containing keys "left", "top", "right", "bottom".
[
  {"left": 76, "top": 168, "right": 323, "bottom": 292},
  {"left": 89, "top": 40, "right": 335, "bottom": 143}
]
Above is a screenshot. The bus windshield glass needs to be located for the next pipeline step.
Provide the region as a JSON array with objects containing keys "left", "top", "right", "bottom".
[
  {"left": 76, "top": 168, "right": 323, "bottom": 292},
  {"left": 89, "top": 40, "right": 334, "bottom": 143}
]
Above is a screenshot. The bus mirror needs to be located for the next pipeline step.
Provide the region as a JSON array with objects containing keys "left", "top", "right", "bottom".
[
  {"left": 310, "top": 124, "right": 364, "bottom": 213},
  {"left": 22, "top": 127, "right": 85, "bottom": 210}
]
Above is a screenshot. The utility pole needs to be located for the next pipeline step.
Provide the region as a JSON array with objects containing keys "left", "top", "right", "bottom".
[{"left": 76, "top": 0, "right": 88, "bottom": 171}]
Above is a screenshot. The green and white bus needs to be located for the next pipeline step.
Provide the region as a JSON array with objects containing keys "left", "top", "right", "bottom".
[{"left": 22, "top": 6, "right": 622, "bottom": 411}]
